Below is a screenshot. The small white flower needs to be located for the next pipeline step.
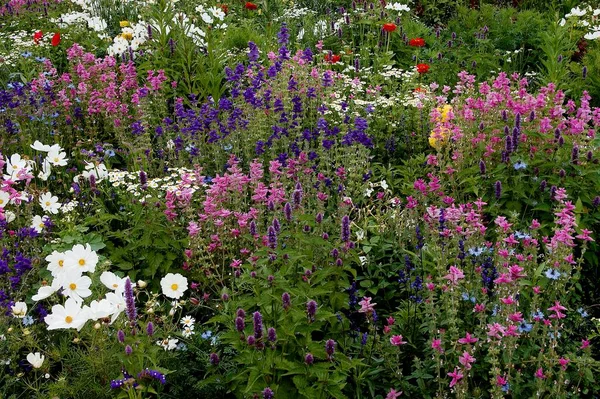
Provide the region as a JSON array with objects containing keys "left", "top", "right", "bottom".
[
  {"left": 26, "top": 352, "right": 45, "bottom": 369},
  {"left": 182, "top": 326, "right": 194, "bottom": 338},
  {"left": 160, "top": 273, "right": 188, "bottom": 299},
  {"left": 0, "top": 191, "right": 10, "bottom": 208},
  {"left": 31, "top": 280, "right": 61, "bottom": 301},
  {"left": 39, "top": 192, "right": 61, "bottom": 214},
  {"left": 157, "top": 336, "right": 179, "bottom": 350},
  {"left": 31, "top": 215, "right": 49, "bottom": 233},
  {"left": 44, "top": 298, "right": 89, "bottom": 331},
  {"left": 180, "top": 315, "right": 195, "bottom": 327},
  {"left": 30, "top": 141, "right": 52, "bottom": 152},
  {"left": 64, "top": 244, "right": 99, "bottom": 273},
  {"left": 105, "top": 292, "right": 126, "bottom": 324},
  {"left": 11, "top": 301, "right": 27, "bottom": 318},
  {"left": 84, "top": 299, "right": 114, "bottom": 321},
  {"left": 100, "top": 271, "right": 127, "bottom": 292},
  {"left": 46, "top": 146, "right": 68, "bottom": 167},
  {"left": 60, "top": 275, "right": 92, "bottom": 303}
]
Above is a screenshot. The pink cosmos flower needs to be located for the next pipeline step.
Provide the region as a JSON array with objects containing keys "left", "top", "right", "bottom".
[{"left": 390, "top": 335, "right": 407, "bottom": 346}]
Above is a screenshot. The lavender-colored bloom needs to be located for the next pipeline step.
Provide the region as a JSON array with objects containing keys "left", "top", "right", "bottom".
[
  {"left": 305, "top": 353, "right": 314, "bottom": 364},
  {"left": 515, "top": 113, "right": 521, "bottom": 129},
  {"left": 117, "top": 329, "right": 125, "bottom": 343},
  {"left": 341, "top": 215, "right": 350, "bottom": 242},
  {"left": 307, "top": 300, "right": 317, "bottom": 321},
  {"left": 325, "top": 339, "right": 336, "bottom": 358},
  {"left": 559, "top": 169, "right": 566, "bottom": 178},
  {"left": 247, "top": 42, "right": 259, "bottom": 62},
  {"left": 249, "top": 221, "right": 257, "bottom": 236},
  {"left": 502, "top": 110, "right": 508, "bottom": 121},
  {"left": 253, "top": 311, "right": 263, "bottom": 339},
  {"left": 267, "top": 225, "right": 277, "bottom": 249},
  {"left": 247, "top": 335, "right": 256, "bottom": 346},
  {"left": 267, "top": 327, "right": 277, "bottom": 342},
  {"left": 277, "top": 23, "right": 289, "bottom": 45},
  {"left": 209, "top": 352, "right": 220, "bottom": 365},
  {"left": 479, "top": 160, "right": 486, "bottom": 175},
  {"left": 124, "top": 278, "right": 136, "bottom": 322},
  {"left": 558, "top": 136, "right": 564, "bottom": 147},
  {"left": 263, "top": 387, "right": 274, "bottom": 399},
  {"left": 540, "top": 180, "right": 547, "bottom": 191},
  {"left": 168, "top": 38, "right": 176, "bottom": 55},
  {"left": 146, "top": 322, "right": 154, "bottom": 336},
  {"left": 587, "top": 150, "right": 593, "bottom": 161},
  {"left": 495, "top": 181, "right": 502, "bottom": 199},
  {"left": 236, "top": 316, "right": 245, "bottom": 332},
  {"left": 572, "top": 145, "right": 579, "bottom": 164},
  {"left": 282, "top": 292, "right": 291, "bottom": 310},
  {"left": 284, "top": 202, "right": 292, "bottom": 221},
  {"left": 237, "top": 308, "right": 246, "bottom": 319},
  {"left": 529, "top": 110, "right": 535, "bottom": 122},
  {"left": 505, "top": 135, "right": 512, "bottom": 153},
  {"left": 583, "top": 66, "right": 588, "bottom": 79},
  {"left": 550, "top": 185, "right": 557, "bottom": 200},
  {"left": 272, "top": 218, "right": 281, "bottom": 234},
  {"left": 361, "top": 332, "right": 368, "bottom": 346},
  {"left": 125, "top": 345, "right": 132, "bottom": 355}
]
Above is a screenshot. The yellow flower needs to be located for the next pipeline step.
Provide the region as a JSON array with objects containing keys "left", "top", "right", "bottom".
[
  {"left": 439, "top": 105, "right": 453, "bottom": 123},
  {"left": 120, "top": 21, "right": 130, "bottom": 27},
  {"left": 120, "top": 32, "right": 133, "bottom": 41}
]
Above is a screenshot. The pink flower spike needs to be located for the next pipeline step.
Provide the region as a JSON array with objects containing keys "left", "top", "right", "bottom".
[
  {"left": 431, "top": 338, "right": 443, "bottom": 353},
  {"left": 387, "top": 316, "right": 395, "bottom": 326},
  {"left": 559, "top": 357, "right": 570, "bottom": 370},
  {"left": 576, "top": 229, "right": 594, "bottom": 242},
  {"left": 534, "top": 368, "right": 545, "bottom": 379},
  {"left": 532, "top": 286, "right": 542, "bottom": 294},
  {"left": 390, "top": 335, "right": 407, "bottom": 346},
  {"left": 386, "top": 388, "right": 402, "bottom": 399},
  {"left": 581, "top": 339, "right": 590, "bottom": 349},
  {"left": 358, "top": 297, "right": 377, "bottom": 314},
  {"left": 458, "top": 351, "right": 476, "bottom": 370},
  {"left": 444, "top": 266, "right": 465, "bottom": 285},
  {"left": 458, "top": 332, "right": 479, "bottom": 345}
]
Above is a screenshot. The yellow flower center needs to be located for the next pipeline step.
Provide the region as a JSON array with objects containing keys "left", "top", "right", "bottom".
[
  {"left": 45, "top": 201, "right": 51, "bottom": 206},
  {"left": 171, "top": 283, "right": 179, "bottom": 291},
  {"left": 54, "top": 157, "right": 59, "bottom": 163},
  {"left": 69, "top": 283, "right": 77, "bottom": 290},
  {"left": 78, "top": 259, "right": 85, "bottom": 266},
  {"left": 0, "top": 199, "right": 4, "bottom": 204},
  {"left": 39, "top": 223, "right": 45, "bottom": 228},
  {"left": 112, "top": 283, "right": 118, "bottom": 288},
  {"left": 58, "top": 260, "right": 64, "bottom": 267},
  {"left": 65, "top": 316, "right": 73, "bottom": 324}
]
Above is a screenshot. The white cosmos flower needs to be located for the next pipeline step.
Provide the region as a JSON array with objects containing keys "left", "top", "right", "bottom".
[
  {"left": 31, "top": 215, "right": 49, "bottom": 233},
  {"left": 156, "top": 336, "right": 179, "bottom": 350},
  {"left": 3, "top": 211, "right": 16, "bottom": 223},
  {"left": 31, "top": 279, "right": 61, "bottom": 301},
  {"left": 105, "top": 292, "right": 126, "bottom": 324},
  {"left": 38, "top": 159, "right": 52, "bottom": 181},
  {"left": 46, "top": 147, "right": 69, "bottom": 167},
  {"left": 84, "top": 299, "right": 114, "bottom": 321},
  {"left": 45, "top": 251, "right": 73, "bottom": 278},
  {"left": 160, "top": 273, "right": 188, "bottom": 299},
  {"left": 11, "top": 301, "right": 27, "bottom": 318},
  {"left": 64, "top": 244, "right": 99, "bottom": 273},
  {"left": 60, "top": 275, "right": 92, "bottom": 303},
  {"left": 100, "top": 271, "right": 128, "bottom": 293},
  {"left": 26, "top": 352, "right": 45, "bottom": 368},
  {"left": 45, "top": 298, "right": 89, "bottom": 331},
  {"left": 39, "top": 192, "right": 61, "bottom": 214},
  {"left": 0, "top": 191, "right": 10, "bottom": 208},
  {"left": 4, "top": 154, "right": 33, "bottom": 181},
  {"left": 180, "top": 315, "right": 195, "bottom": 327},
  {"left": 30, "top": 141, "right": 52, "bottom": 152}
]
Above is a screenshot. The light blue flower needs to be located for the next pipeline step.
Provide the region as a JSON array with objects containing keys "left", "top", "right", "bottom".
[
  {"left": 544, "top": 269, "right": 561, "bottom": 280},
  {"left": 577, "top": 307, "right": 589, "bottom": 318},
  {"left": 513, "top": 161, "right": 527, "bottom": 170},
  {"left": 201, "top": 331, "right": 213, "bottom": 340},
  {"left": 21, "top": 52, "right": 32, "bottom": 58},
  {"left": 518, "top": 321, "right": 532, "bottom": 333},
  {"left": 22, "top": 316, "right": 34, "bottom": 326},
  {"left": 548, "top": 331, "right": 561, "bottom": 339},
  {"left": 105, "top": 149, "right": 116, "bottom": 157},
  {"left": 514, "top": 231, "right": 531, "bottom": 240}
]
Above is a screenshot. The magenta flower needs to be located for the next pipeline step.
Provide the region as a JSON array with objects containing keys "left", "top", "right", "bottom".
[
  {"left": 390, "top": 335, "right": 407, "bottom": 346},
  {"left": 443, "top": 266, "right": 465, "bottom": 285},
  {"left": 458, "top": 351, "right": 476, "bottom": 370},
  {"left": 385, "top": 388, "right": 403, "bottom": 399},
  {"left": 447, "top": 367, "right": 464, "bottom": 388},
  {"left": 534, "top": 367, "right": 545, "bottom": 379},
  {"left": 548, "top": 301, "right": 567, "bottom": 319},
  {"left": 358, "top": 297, "right": 377, "bottom": 314},
  {"left": 559, "top": 357, "right": 570, "bottom": 370},
  {"left": 431, "top": 338, "right": 443, "bottom": 353}
]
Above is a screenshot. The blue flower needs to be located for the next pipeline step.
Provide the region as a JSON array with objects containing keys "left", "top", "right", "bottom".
[
  {"left": 513, "top": 161, "right": 527, "bottom": 170},
  {"left": 514, "top": 231, "right": 531, "bottom": 240},
  {"left": 105, "top": 149, "right": 116, "bottom": 157},
  {"left": 501, "top": 383, "right": 510, "bottom": 393},
  {"left": 544, "top": 269, "right": 561, "bottom": 280},
  {"left": 548, "top": 331, "right": 561, "bottom": 339},
  {"left": 532, "top": 310, "right": 545, "bottom": 320},
  {"left": 35, "top": 57, "right": 47, "bottom": 62},
  {"left": 21, "top": 52, "right": 32, "bottom": 58},
  {"left": 201, "top": 331, "right": 213, "bottom": 340},
  {"left": 22, "top": 316, "right": 34, "bottom": 326},
  {"left": 577, "top": 307, "right": 589, "bottom": 318},
  {"left": 518, "top": 321, "right": 532, "bottom": 333}
]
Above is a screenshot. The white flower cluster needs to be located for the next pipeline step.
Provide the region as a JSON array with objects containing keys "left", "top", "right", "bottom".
[
  {"left": 194, "top": 4, "right": 227, "bottom": 30},
  {"left": 107, "top": 167, "right": 204, "bottom": 197},
  {"left": 106, "top": 21, "right": 150, "bottom": 57},
  {"left": 180, "top": 315, "right": 195, "bottom": 338},
  {"left": 560, "top": 5, "right": 600, "bottom": 40},
  {"left": 52, "top": 11, "right": 108, "bottom": 38},
  {"left": 385, "top": 2, "right": 411, "bottom": 13},
  {"left": 275, "top": 6, "right": 315, "bottom": 21},
  {"left": 73, "top": 161, "right": 109, "bottom": 183},
  {"left": 30, "top": 141, "right": 69, "bottom": 181}
]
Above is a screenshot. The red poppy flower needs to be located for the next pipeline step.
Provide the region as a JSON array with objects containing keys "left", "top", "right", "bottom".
[
  {"left": 416, "top": 63, "right": 430, "bottom": 74},
  {"left": 383, "top": 23, "right": 397, "bottom": 33},
  {"left": 51, "top": 32, "right": 61, "bottom": 47},
  {"left": 218, "top": 4, "right": 229, "bottom": 14},
  {"left": 245, "top": 2, "right": 257, "bottom": 10},
  {"left": 409, "top": 38, "right": 426, "bottom": 47},
  {"left": 33, "top": 30, "right": 43, "bottom": 44},
  {"left": 324, "top": 53, "right": 341, "bottom": 63}
]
